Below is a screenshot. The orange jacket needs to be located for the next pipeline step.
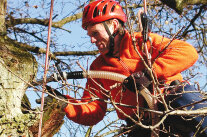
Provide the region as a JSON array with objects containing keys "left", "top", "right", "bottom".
[{"left": 64, "top": 31, "right": 198, "bottom": 126}]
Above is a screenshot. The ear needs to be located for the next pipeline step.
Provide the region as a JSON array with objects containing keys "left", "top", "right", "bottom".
[{"left": 112, "top": 19, "right": 120, "bottom": 32}]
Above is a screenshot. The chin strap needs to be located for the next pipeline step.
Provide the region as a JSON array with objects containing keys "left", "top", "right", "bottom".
[{"left": 102, "top": 22, "right": 119, "bottom": 57}]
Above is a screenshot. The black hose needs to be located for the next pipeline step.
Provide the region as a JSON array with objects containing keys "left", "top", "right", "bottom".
[{"left": 54, "top": 71, "right": 84, "bottom": 80}]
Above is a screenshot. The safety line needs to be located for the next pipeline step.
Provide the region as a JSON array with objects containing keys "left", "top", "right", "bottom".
[{"left": 38, "top": 0, "right": 54, "bottom": 136}]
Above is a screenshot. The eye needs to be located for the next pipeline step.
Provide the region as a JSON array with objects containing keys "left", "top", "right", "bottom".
[
  {"left": 93, "top": 32, "right": 98, "bottom": 36},
  {"left": 91, "top": 31, "right": 99, "bottom": 37}
]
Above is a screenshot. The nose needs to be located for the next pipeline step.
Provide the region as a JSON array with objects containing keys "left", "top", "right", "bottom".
[{"left": 91, "top": 36, "right": 97, "bottom": 43}]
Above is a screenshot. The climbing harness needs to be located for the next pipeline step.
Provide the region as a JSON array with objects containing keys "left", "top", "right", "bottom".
[
  {"left": 138, "top": 0, "right": 152, "bottom": 67},
  {"left": 102, "top": 22, "right": 120, "bottom": 57},
  {"left": 137, "top": 1, "right": 159, "bottom": 137}
]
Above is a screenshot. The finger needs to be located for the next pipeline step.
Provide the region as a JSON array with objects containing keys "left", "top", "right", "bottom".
[{"left": 45, "top": 96, "right": 53, "bottom": 103}]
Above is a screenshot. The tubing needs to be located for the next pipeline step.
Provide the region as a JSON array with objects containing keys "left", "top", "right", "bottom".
[
  {"left": 83, "top": 70, "right": 126, "bottom": 83},
  {"left": 53, "top": 70, "right": 154, "bottom": 110},
  {"left": 85, "top": 71, "right": 154, "bottom": 110}
]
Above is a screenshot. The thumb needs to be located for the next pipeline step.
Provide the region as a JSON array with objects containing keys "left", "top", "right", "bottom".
[{"left": 61, "top": 102, "right": 68, "bottom": 110}]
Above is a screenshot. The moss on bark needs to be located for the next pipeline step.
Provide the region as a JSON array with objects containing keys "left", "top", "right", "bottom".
[{"left": 0, "top": 35, "right": 38, "bottom": 136}]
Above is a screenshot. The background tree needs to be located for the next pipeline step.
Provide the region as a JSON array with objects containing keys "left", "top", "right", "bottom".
[{"left": 0, "top": 0, "right": 206, "bottom": 136}]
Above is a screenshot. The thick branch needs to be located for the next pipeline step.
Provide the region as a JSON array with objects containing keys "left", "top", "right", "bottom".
[
  {"left": 54, "top": 50, "right": 99, "bottom": 56},
  {"left": 6, "top": 12, "right": 82, "bottom": 29},
  {"left": 160, "top": 0, "right": 207, "bottom": 14},
  {"left": 9, "top": 37, "right": 99, "bottom": 59},
  {"left": 52, "top": 13, "right": 83, "bottom": 28}
]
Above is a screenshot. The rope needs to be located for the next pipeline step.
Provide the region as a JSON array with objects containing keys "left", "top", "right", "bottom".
[
  {"left": 143, "top": 0, "right": 147, "bottom": 14},
  {"left": 141, "top": 1, "right": 159, "bottom": 137},
  {"left": 38, "top": 0, "right": 54, "bottom": 136}
]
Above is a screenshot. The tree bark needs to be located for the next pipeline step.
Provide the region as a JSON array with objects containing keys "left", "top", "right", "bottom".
[
  {"left": 0, "top": 0, "right": 6, "bottom": 34},
  {"left": 0, "top": 35, "right": 38, "bottom": 136},
  {"left": 29, "top": 100, "right": 66, "bottom": 137}
]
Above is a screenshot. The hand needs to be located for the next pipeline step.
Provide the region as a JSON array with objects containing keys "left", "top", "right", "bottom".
[
  {"left": 36, "top": 85, "right": 68, "bottom": 110},
  {"left": 123, "top": 71, "right": 152, "bottom": 93}
]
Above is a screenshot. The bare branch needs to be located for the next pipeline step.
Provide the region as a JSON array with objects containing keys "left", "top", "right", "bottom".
[{"left": 6, "top": 12, "right": 83, "bottom": 30}]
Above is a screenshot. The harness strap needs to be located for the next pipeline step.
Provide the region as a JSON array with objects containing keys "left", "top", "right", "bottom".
[
  {"left": 103, "top": 22, "right": 112, "bottom": 36},
  {"left": 102, "top": 22, "right": 119, "bottom": 57}
]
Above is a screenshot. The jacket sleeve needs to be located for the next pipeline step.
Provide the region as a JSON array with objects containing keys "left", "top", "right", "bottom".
[
  {"left": 63, "top": 78, "right": 108, "bottom": 126},
  {"left": 148, "top": 33, "right": 198, "bottom": 81}
]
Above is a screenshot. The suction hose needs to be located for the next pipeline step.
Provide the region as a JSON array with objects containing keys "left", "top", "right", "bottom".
[{"left": 53, "top": 70, "right": 154, "bottom": 110}]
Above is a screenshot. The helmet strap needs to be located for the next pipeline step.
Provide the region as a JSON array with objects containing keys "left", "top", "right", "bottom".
[{"left": 102, "top": 22, "right": 119, "bottom": 57}]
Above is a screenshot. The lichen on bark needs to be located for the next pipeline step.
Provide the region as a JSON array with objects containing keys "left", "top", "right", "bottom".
[{"left": 0, "top": 35, "right": 38, "bottom": 136}]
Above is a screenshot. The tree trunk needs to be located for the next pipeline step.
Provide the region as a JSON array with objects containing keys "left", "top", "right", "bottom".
[
  {"left": 0, "top": 35, "right": 38, "bottom": 136},
  {"left": 0, "top": 0, "right": 38, "bottom": 136},
  {"left": 0, "top": 34, "right": 66, "bottom": 137}
]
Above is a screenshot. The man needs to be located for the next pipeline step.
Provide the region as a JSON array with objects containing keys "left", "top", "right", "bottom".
[{"left": 56, "top": 0, "right": 204, "bottom": 136}]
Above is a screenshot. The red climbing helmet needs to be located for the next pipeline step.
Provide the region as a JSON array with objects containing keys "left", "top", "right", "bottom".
[{"left": 82, "top": 0, "right": 127, "bottom": 29}]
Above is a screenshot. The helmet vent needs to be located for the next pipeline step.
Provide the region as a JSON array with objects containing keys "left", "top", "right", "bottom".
[
  {"left": 111, "top": 4, "right": 115, "bottom": 12},
  {"left": 93, "top": 6, "right": 100, "bottom": 18},
  {"left": 103, "top": 4, "right": 107, "bottom": 15},
  {"left": 84, "top": 6, "right": 90, "bottom": 18}
]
